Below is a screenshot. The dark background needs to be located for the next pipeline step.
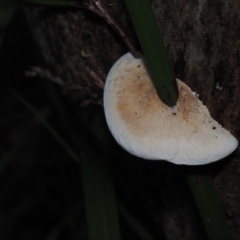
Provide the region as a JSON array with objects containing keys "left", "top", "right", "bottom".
[{"left": 0, "top": 1, "right": 239, "bottom": 239}]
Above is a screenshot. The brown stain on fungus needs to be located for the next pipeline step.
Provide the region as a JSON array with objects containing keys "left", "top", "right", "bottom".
[{"left": 113, "top": 58, "right": 211, "bottom": 138}]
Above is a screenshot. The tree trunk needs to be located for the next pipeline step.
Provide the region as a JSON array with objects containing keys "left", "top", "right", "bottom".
[{"left": 24, "top": 0, "right": 240, "bottom": 239}]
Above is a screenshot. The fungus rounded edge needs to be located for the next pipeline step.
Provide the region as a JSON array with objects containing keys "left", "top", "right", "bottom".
[{"left": 103, "top": 52, "right": 238, "bottom": 165}]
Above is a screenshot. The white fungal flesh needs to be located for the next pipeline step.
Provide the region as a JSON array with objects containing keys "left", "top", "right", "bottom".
[{"left": 104, "top": 52, "right": 238, "bottom": 165}]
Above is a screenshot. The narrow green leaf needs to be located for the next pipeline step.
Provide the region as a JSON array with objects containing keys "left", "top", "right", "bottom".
[
  {"left": 124, "top": 0, "right": 178, "bottom": 107},
  {"left": 11, "top": 89, "right": 121, "bottom": 240},
  {"left": 187, "top": 174, "right": 233, "bottom": 240},
  {"left": 81, "top": 156, "right": 121, "bottom": 240},
  {"left": 123, "top": 1, "right": 232, "bottom": 239}
]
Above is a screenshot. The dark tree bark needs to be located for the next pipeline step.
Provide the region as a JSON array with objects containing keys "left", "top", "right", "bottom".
[{"left": 24, "top": 0, "right": 240, "bottom": 239}]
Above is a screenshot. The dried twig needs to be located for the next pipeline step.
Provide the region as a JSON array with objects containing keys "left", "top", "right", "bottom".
[
  {"left": 25, "top": 66, "right": 104, "bottom": 107},
  {"left": 78, "top": 0, "right": 139, "bottom": 58}
]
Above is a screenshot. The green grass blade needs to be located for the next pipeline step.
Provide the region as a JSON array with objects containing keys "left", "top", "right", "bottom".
[
  {"left": 118, "top": 202, "right": 156, "bottom": 240},
  {"left": 123, "top": 1, "right": 232, "bottom": 239},
  {"left": 81, "top": 156, "right": 121, "bottom": 240},
  {"left": 10, "top": 89, "right": 121, "bottom": 240},
  {"left": 124, "top": 0, "right": 178, "bottom": 107},
  {"left": 187, "top": 174, "right": 233, "bottom": 240}
]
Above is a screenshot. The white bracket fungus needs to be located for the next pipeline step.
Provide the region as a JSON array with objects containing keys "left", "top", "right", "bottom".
[{"left": 103, "top": 53, "right": 238, "bottom": 165}]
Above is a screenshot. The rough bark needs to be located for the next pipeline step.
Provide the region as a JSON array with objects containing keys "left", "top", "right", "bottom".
[{"left": 24, "top": 0, "right": 240, "bottom": 239}]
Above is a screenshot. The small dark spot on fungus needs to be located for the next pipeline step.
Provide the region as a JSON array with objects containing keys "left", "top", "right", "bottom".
[
  {"left": 138, "top": 76, "right": 140, "bottom": 79},
  {"left": 172, "top": 113, "right": 176, "bottom": 115},
  {"left": 213, "top": 127, "right": 216, "bottom": 130},
  {"left": 135, "top": 111, "right": 137, "bottom": 115},
  {"left": 137, "top": 65, "right": 140, "bottom": 68}
]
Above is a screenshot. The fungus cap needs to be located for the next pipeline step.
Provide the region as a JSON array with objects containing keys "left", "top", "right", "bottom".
[{"left": 103, "top": 52, "right": 238, "bottom": 165}]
